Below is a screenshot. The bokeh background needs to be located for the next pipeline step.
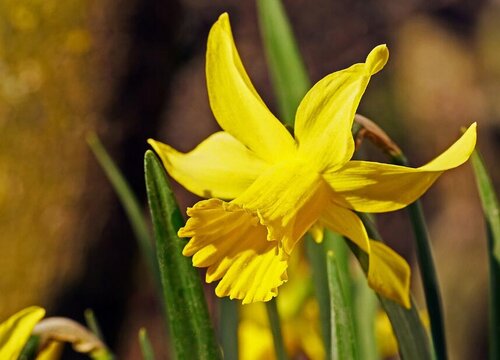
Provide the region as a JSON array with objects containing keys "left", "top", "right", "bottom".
[{"left": 0, "top": 0, "right": 498, "bottom": 358}]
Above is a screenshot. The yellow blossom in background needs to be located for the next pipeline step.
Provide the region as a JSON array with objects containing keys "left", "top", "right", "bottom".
[
  {"left": 0, "top": 306, "right": 45, "bottom": 359},
  {"left": 239, "top": 250, "right": 324, "bottom": 360},
  {"left": 149, "top": 13, "right": 476, "bottom": 307}
]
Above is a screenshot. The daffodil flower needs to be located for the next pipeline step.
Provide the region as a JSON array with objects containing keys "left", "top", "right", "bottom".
[
  {"left": 149, "top": 13, "right": 476, "bottom": 308},
  {"left": 0, "top": 306, "right": 45, "bottom": 359}
]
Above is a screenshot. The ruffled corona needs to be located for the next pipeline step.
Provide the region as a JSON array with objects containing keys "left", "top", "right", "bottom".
[{"left": 150, "top": 13, "right": 477, "bottom": 307}]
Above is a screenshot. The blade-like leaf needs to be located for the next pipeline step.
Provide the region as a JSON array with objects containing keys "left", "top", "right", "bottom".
[
  {"left": 266, "top": 298, "right": 288, "bottom": 360},
  {"left": 326, "top": 250, "right": 357, "bottom": 360},
  {"left": 356, "top": 214, "right": 432, "bottom": 360},
  {"left": 219, "top": 298, "right": 239, "bottom": 360},
  {"left": 257, "top": 0, "right": 310, "bottom": 127},
  {"left": 471, "top": 150, "right": 500, "bottom": 360},
  {"left": 144, "top": 150, "right": 221, "bottom": 360},
  {"left": 87, "top": 133, "right": 160, "bottom": 289},
  {"left": 138, "top": 328, "right": 156, "bottom": 360}
]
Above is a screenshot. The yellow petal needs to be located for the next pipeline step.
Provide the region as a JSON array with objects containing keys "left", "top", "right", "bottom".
[
  {"left": 309, "top": 223, "right": 324, "bottom": 243},
  {"left": 148, "top": 132, "right": 268, "bottom": 199},
  {"left": 206, "top": 13, "right": 296, "bottom": 163},
  {"left": 295, "top": 45, "right": 389, "bottom": 171},
  {"left": 36, "top": 341, "right": 63, "bottom": 360},
  {"left": 325, "top": 123, "right": 477, "bottom": 212},
  {"left": 0, "top": 306, "right": 45, "bottom": 359},
  {"left": 320, "top": 202, "right": 370, "bottom": 253},
  {"left": 320, "top": 203, "right": 410, "bottom": 307},
  {"left": 180, "top": 199, "right": 289, "bottom": 304},
  {"left": 368, "top": 240, "right": 411, "bottom": 309},
  {"left": 234, "top": 160, "right": 331, "bottom": 254}
]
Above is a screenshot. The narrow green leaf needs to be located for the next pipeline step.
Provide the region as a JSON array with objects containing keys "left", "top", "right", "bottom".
[
  {"left": 392, "top": 154, "right": 447, "bottom": 360},
  {"left": 471, "top": 150, "right": 500, "bottom": 360},
  {"left": 84, "top": 309, "right": 104, "bottom": 342},
  {"left": 265, "top": 298, "right": 288, "bottom": 360},
  {"left": 326, "top": 250, "right": 357, "bottom": 360},
  {"left": 352, "top": 273, "right": 379, "bottom": 360},
  {"left": 138, "top": 328, "right": 156, "bottom": 360},
  {"left": 256, "top": 0, "right": 310, "bottom": 127},
  {"left": 144, "top": 150, "right": 221, "bottom": 360},
  {"left": 87, "top": 133, "right": 160, "bottom": 289},
  {"left": 356, "top": 214, "right": 432, "bottom": 360},
  {"left": 18, "top": 335, "right": 40, "bottom": 360},
  {"left": 219, "top": 298, "right": 239, "bottom": 359}
]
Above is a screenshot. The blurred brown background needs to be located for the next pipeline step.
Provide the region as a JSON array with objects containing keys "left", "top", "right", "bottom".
[{"left": 0, "top": 0, "right": 498, "bottom": 358}]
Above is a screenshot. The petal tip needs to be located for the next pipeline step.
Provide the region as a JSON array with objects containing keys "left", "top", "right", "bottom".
[{"left": 366, "top": 44, "right": 389, "bottom": 75}]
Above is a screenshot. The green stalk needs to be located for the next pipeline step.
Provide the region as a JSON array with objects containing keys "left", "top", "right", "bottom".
[
  {"left": 326, "top": 250, "right": 357, "bottom": 360},
  {"left": 138, "top": 328, "right": 156, "bottom": 360},
  {"left": 470, "top": 150, "right": 500, "bottom": 360},
  {"left": 145, "top": 150, "right": 221, "bottom": 360},
  {"left": 265, "top": 298, "right": 288, "bottom": 360},
  {"left": 219, "top": 298, "right": 239, "bottom": 359},
  {"left": 392, "top": 154, "right": 447, "bottom": 360}
]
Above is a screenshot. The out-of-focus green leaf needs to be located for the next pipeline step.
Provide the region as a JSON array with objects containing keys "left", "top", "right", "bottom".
[
  {"left": 87, "top": 133, "right": 160, "bottom": 289},
  {"left": 471, "top": 150, "right": 500, "bottom": 360},
  {"left": 138, "top": 328, "right": 156, "bottom": 360},
  {"left": 265, "top": 298, "right": 288, "bottom": 360},
  {"left": 352, "top": 272, "right": 378, "bottom": 360},
  {"left": 326, "top": 250, "right": 357, "bottom": 360},
  {"left": 219, "top": 298, "right": 238, "bottom": 360},
  {"left": 256, "top": 0, "right": 310, "bottom": 127},
  {"left": 144, "top": 150, "right": 221, "bottom": 360},
  {"left": 84, "top": 309, "right": 104, "bottom": 342}
]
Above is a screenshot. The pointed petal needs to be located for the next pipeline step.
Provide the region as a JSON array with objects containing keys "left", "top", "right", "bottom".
[
  {"left": 0, "top": 307, "right": 45, "bottom": 359},
  {"left": 234, "top": 160, "right": 331, "bottom": 254},
  {"left": 180, "top": 199, "right": 288, "bottom": 304},
  {"left": 207, "top": 13, "right": 296, "bottom": 163},
  {"left": 295, "top": 45, "right": 389, "bottom": 171},
  {"left": 320, "top": 203, "right": 410, "bottom": 307},
  {"left": 325, "top": 123, "right": 477, "bottom": 212},
  {"left": 148, "top": 132, "right": 268, "bottom": 199},
  {"left": 368, "top": 240, "right": 411, "bottom": 309},
  {"left": 320, "top": 202, "right": 370, "bottom": 253}
]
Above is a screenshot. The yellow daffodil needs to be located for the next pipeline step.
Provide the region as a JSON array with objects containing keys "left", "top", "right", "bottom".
[
  {"left": 0, "top": 306, "right": 45, "bottom": 359},
  {"left": 149, "top": 13, "right": 476, "bottom": 307}
]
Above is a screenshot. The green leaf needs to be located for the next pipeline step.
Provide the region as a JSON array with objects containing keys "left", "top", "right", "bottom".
[
  {"left": 218, "top": 298, "right": 239, "bottom": 359},
  {"left": 326, "top": 250, "right": 357, "bottom": 360},
  {"left": 138, "top": 328, "right": 156, "bottom": 360},
  {"left": 352, "top": 273, "right": 378, "bottom": 360},
  {"left": 256, "top": 0, "right": 310, "bottom": 127},
  {"left": 87, "top": 133, "right": 160, "bottom": 289},
  {"left": 391, "top": 154, "right": 448, "bottom": 360},
  {"left": 356, "top": 214, "right": 432, "bottom": 360},
  {"left": 144, "top": 150, "right": 221, "bottom": 360},
  {"left": 18, "top": 335, "right": 40, "bottom": 360},
  {"left": 84, "top": 309, "right": 105, "bottom": 342},
  {"left": 470, "top": 150, "right": 500, "bottom": 360},
  {"left": 265, "top": 298, "right": 288, "bottom": 360}
]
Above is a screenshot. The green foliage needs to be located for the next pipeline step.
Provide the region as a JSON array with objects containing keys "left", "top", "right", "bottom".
[{"left": 144, "top": 151, "right": 221, "bottom": 360}]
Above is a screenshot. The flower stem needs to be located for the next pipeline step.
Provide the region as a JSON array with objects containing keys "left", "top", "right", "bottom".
[
  {"left": 392, "top": 153, "right": 448, "bottom": 360},
  {"left": 266, "top": 298, "right": 288, "bottom": 360}
]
